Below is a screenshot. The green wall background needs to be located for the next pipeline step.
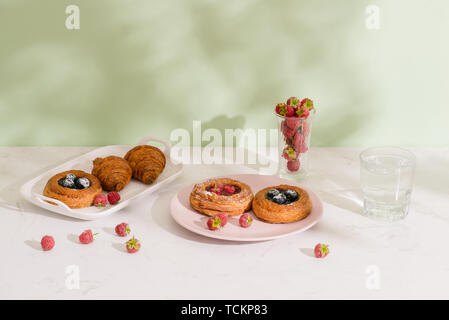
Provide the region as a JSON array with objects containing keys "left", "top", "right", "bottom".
[{"left": 0, "top": 0, "right": 448, "bottom": 147}]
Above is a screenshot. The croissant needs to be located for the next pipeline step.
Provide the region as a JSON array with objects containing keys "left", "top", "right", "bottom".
[
  {"left": 91, "top": 156, "right": 132, "bottom": 192},
  {"left": 124, "top": 145, "right": 166, "bottom": 184}
]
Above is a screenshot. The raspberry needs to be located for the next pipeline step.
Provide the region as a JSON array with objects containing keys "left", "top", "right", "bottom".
[
  {"left": 285, "top": 118, "right": 300, "bottom": 131},
  {"left": 302, "top": 121, "right": 311, "bottom": 137},
  {"left": 282, "top": 125, "right": 296, "bottom": 139},
  {"left": 296, "top": 105, "right": 310, "bottom": 119},
  {"left": 41, "top": 235, "right": 55, "bottom": 251},
  {"left": 275, "top": 103, "right": 287, "bottom": 115},
  {"left": 126, "top": 236, "right": 141, "bottom": 253},
  {"left": 287, "top": 159, "right": 300, "bottom": 172},
  {"left": 298, "top": 142, "right": 308, "bottom": 154},
  {"left": 284, "top": 105, "right": 295, "bottom": 117},
  {"left": 79, "top": 229, "right": 97, "bottom": 244},
  {"left": 239, "top": 213, "right": 253, "bottom": 228},
  {"left": 223, "top": 185, "right": 236, "bottom": 195},
  {"left": 301, "top": 98, "right": 314, "bottom": 110},
  {"left": 276, "top": 103, "right": 294, "bottom": 117},
  {"left": 286, "top": 97, "right": 300, "bottom": 106},
  {"left": 115, "top": 223, "right": 130, "bottom": 237},
  {"left": 293, "top": 132, "right": 308, "bottom": 153},
  {"left": 280, "top": 119, "right": 286, "bottom": 132},
  {"left": 314, "top": 243, "right": 329, "bottom": 258},
  {"left": 207, "top": 215, "right": 224, "bottom": 231},
  {"left": 282, "top": 146, "right": 297, "bottom": 160},
  {"left": 210, "top": 184, "right": 222, "bottom": 195},
  {"left": 216, "top": 213, "right": 228, "bottom": 227},
  {"left": 107, "top": 191, "right": 120, "bottom": 205},
  {"left": 94, "top": 194, "right": 108, "bottom": 207},
  {"left": 293, "top": 132, "right": 305, "bottom": 150},
  {"left": 216, "top": 184, "right": 224, "bottom": 191}
]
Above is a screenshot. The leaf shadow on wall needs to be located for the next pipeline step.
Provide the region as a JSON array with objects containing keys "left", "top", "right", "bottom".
[
  {"left": 0, "top": 0, "right": 375, "bottom": 147},
  {"left": 188, "top": 0, "right": 377, "bottom": 147}
]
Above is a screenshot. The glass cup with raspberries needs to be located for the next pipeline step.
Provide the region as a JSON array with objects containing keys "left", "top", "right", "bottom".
[{"left": 275, "top": 97, "right": 315, "bottom": 179}]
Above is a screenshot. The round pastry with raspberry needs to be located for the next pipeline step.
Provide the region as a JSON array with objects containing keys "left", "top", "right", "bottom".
[
  {"left": 43, "top": 170, "right": 103, "bottom": 209},
  {"left": 189, "top": 178, "right": 253, "bottom": 216},
  {"left": 252, "top": 185, "right": 312, "bottom": 223}
]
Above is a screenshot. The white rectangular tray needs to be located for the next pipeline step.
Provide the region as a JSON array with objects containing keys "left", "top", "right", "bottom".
[{"left": 20, "top": 137, "right": 182, "bottom": 220}]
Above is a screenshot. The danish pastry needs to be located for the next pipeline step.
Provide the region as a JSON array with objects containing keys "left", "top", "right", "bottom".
[
  {"left": 190, "top": 178, "right": 253, "bottom": 216},
  {"left": 252, "top": 185, "right": 312, "bottom": 223},
  {"left": 43, "top": 170, "right": 102, "bottom": 209},
  {"left": 91, "top": 156, "right": 132, "bottom": 192},
  {"left": 124, "top": 145, "right": 166, "bottom": 184}
]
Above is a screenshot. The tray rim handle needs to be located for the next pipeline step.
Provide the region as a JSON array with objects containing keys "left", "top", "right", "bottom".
[{"left": 32, "top": 193, "right": 73, "bottom": 212}]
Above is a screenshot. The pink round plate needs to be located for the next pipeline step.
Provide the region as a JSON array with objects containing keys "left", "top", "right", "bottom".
[{"left": 170, "top": 174, "right": 323, "bottom": 241}]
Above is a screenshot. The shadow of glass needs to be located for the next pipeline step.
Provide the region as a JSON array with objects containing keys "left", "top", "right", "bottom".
[{"left": 318, "top": 189, "right": 364, "bottom": 216}]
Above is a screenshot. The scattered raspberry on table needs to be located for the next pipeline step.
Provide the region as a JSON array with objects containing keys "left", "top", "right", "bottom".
[
  {"left": 126, "top": 236, "right": 141, "bottom": 253},
  {"left": 41, "top": 235, "right": 55, "bottom": 251},
  {"left": 314, "top": 243, "right": 330, "bottom": 258},
  {"left": 115, "top": 223, "right": 130, "bottom": 237},
  {"left": 79, "top": 229, "right": 98, "bottom": 244}
]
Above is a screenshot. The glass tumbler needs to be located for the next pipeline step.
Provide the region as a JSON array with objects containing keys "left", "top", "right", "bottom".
[
  {"left": 276, "top": 109, "right": 315, "bottom": 180},
  {"left": 360, "top": 147, "right": 416, "bottom": 221}
]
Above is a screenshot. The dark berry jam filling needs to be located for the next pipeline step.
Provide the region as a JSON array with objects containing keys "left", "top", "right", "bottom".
[
  {"left": 58, "top": 174, "right": 91, "bottom": 190},
  {"left": 265, "top": 188, "right": 299, "bottom": 205},
  {"left": 207, "top": 184, "right": 241, "bottom": 196}
]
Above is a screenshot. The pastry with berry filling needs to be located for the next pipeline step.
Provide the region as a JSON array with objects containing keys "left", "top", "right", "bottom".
[
  {"left": 91, "top": 156, "right": 132, "bottom": 192},
  {"left": 124, "top": 145, "right": 166, "bottom": 184},
  {"left": 43, "top": 170, "right": 102, "bottom": 209},
  {"left": 252, "top": 185, "right": 311, "bottom": 223},
  {"left": 189, "top": 178, "right": 253, "bottom": 216}
]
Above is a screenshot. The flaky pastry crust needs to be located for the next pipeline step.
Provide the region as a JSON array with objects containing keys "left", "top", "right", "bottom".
[
  {"left": 43, "top": 170, "right": 102, "bottom": 209},
  {"left": 92, "top": 156, "right": 132, "bottom": 192},
  {"left": 124, "top": 145, "right": 166, "bottom": 184},
  {"left": 252, "top": 184, "right": 312, "bottom": 223},
  {"left": 189, "top": 178, "right": 254, "bottom": 216}
]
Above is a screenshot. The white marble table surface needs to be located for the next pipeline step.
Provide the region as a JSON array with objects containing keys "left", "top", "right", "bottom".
[{"left": 0, "top": 147, "right": 448, "bottom": 299}]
